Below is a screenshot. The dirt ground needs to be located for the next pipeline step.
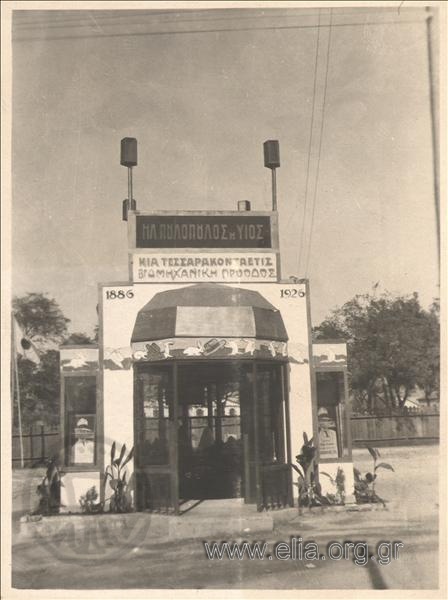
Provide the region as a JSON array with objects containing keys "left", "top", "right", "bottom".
[{"left": 10, "top": 444, "right": 441, "bottom": 591}]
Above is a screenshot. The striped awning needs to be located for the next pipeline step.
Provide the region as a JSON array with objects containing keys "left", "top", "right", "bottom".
[{"left": 131, "top": 284, "right": 288, "bottom": 344}]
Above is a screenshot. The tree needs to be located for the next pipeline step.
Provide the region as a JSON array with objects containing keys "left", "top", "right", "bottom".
[
  {"left": 62, "top": 332, "right": 95, "bottom": 345},
  {"left": 14, "top": 351, "right": 60, "bottom": 428},
  {"left": 314, "top": 291, "right": 440, "bottom": 414},
  {"left": 415, "top": 300, "right": 440, "bottom": 403},
  {"left": 12, "top": 293, "right": 69, "bottom": 429},
  {"left": 13, "top": 293, "right": 70, "bottom": 344}
]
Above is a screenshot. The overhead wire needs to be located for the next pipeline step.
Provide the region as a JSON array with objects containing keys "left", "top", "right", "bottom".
[
  {"left": 13, "top": 19, "right": 423, "bottom": 42},
  {"left": 12, "top": 7, "right": 426, "bottom": 28},
  {"left": 304, "top": 8, "right": 333, "bottom": 279},
  {"left": 13, "top": 8, "right": 422, "bottom": 28},
  {"left": 297, "top": 9, "right": 321, "bottom": 276}
]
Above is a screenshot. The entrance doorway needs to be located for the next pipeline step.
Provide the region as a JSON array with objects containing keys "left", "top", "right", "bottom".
[
  {"left": 133, "top": 360, "right": 292, "bottom": 513},
  {"left": 177, "top": 362, "right": 248, "bottom": 500}
]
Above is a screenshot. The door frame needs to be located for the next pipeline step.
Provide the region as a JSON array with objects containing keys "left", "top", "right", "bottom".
[
  {"left": 133, "top": 362, "right": 179, "bottom": 514},
  {"left": 133, "top": 358, "right": 291, "bottom": 511}
]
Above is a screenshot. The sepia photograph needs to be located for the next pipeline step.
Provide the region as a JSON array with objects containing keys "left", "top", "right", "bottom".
[{"left": 1, "top": 1, "right": 446, "bottom": 598}]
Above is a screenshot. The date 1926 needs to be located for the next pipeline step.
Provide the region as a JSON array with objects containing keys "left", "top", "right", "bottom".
[{"left": 280, "top": 288, "right": 305, "bottom": 298}]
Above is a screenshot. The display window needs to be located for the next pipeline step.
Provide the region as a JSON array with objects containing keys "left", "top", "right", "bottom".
[
  {"left": 316, "top": 371, "right": 350, "bottom": 460},
  {"left": 64, "top": 375, "right": 97, "bottom": 466}
]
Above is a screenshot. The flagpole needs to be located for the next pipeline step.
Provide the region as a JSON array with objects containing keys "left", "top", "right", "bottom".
[{"left": 12, "top": 317, "right": 25, "bottom": 468}]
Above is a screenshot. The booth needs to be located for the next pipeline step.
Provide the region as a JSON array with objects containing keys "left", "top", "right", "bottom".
[{"left": 58, "top": 142, "right": 354, "bottom": 513}]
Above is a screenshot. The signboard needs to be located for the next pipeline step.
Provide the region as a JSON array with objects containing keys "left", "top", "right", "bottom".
[
  {"left": 70, "top": 414, "right": 96, "bottom": 465},
  {"left": 135, "top": 215, "right": 272, "bottom": 248},
  {"left": 132, "top": 252, "right": 278, "bottom": 283},
  {"left": 318, "top": 413, "right": 339, "bottom": 459}
]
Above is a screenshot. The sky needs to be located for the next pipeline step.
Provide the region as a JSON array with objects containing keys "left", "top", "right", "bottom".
[{"left": 10, "top": 5, "right": 440, "bottom": 336}]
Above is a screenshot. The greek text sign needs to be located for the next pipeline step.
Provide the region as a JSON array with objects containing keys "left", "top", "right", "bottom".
[
  {"left": 132, "top": 253, "right": 278, "bottom": 283},
  {"left": 135, "top": 215, "right": 272, "bottom": 248}
]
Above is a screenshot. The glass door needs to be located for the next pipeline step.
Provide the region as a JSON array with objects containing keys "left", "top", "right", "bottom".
[
  {"left": 134, "top": 364, "right": 178, "bottom": 513},
  {"left": 177, "top": 362, "right": 248, "bottom": 500},
  {"left": 254, "top": 363, "right": 292, "bottom": 509}
]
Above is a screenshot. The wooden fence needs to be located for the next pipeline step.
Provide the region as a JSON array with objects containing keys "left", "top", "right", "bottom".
[
  {"left": 350, "top": 413, "right": 439, "bottom": 446},
  {"left": 12, "top": 413, "right": 440, "bottom": 467},
  {"left": 12, "top": 425, "right": 60, "bottom": 467}
]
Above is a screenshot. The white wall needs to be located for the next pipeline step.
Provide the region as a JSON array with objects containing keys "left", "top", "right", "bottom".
[
  {"left": 60, "top": 472, "right": 101, "bottom": 513},
  {"left": 289, "top": 362, "right": 314, "bottom": 463}
]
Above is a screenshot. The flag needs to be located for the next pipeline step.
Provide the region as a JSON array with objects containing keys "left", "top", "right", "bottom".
[{"left": 13, "top": 316, "right": 40, "bottom": 364}]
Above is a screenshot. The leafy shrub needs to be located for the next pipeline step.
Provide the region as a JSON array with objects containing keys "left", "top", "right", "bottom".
[
  {"left": 291, "top": 433, "right": 327, "bottom": 508},
  {"left": 79, "top": 486, "right": 103, "bottom": 514},
  {"left": 33, "top": 459, "right": 63, "bottom": 515},
  {"left": 354, "top": 446, "right": 394, "bottom": 506},
  {"left": 320, "top": 467, "right": 346, "bottom": 505},
  {"left": 105, "top": 442, "right": 134, "bottom": 513}
]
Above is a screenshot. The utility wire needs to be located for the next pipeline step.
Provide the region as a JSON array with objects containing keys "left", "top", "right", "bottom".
[
  {"left": 297, "top": 10, "right": 321, "bottom": 275},
  {"left": 13, "top": 6, "right": 427, "bottom": 27},
  {"left": 304, "top": 9, "right": 333, "bottom": 279},
  {"left": 13, "top": 8, "right": 425, "bottom": 29},
  {"left": 13, "top": 19, "right": 423, "bottom": 42}
]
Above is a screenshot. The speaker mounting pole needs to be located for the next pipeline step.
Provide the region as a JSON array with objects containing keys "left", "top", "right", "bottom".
[
  {"left": 263, "top": 140, "right": 280, "bottom": 212},
  {"left": 120, "top": 137, "right": 138, "bottom": 221}
]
